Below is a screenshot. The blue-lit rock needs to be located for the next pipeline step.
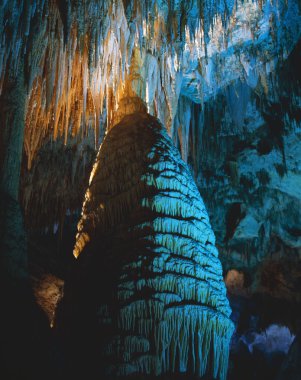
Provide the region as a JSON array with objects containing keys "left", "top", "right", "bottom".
[
  {"left": 177, "top": 37, "right": 301, "bottom": 271},
  {"left": 74, "top": 109, "right": 234, "bottom": 379}
]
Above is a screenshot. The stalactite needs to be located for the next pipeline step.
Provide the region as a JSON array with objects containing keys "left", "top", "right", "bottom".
[
  {"left": 3, "top": 0, "right": 296, "bottom": 179},
  {"left": 72, "top": 110, "right": 234, "bottom": 379}
]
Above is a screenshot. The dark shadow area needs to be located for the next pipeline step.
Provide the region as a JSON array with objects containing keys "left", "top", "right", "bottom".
[{"left": 0, "top": 276, "right": 53, "bottom": 380}]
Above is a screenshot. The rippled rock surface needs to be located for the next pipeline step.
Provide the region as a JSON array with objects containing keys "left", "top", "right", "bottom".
[{"left": 72, "top": 111, "right": 234, "bottom": 379}]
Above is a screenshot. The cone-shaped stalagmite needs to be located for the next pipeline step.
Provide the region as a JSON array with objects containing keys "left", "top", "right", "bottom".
[{"left": 73, "top": 105, "right": 234, "bottom": 380}]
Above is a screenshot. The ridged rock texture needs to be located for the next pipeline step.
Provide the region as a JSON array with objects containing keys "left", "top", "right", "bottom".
[{"left": 73, "top": 110, "right": 234, "bottom": 380}]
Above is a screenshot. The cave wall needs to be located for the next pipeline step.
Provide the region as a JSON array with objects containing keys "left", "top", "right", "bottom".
[{"left": 173, "top": 37, "right": 301, "bottom": 286}]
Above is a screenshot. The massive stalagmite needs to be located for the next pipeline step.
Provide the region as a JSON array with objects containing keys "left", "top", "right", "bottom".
[{"left": 73, "top": 104, "right": 234, "bottom": 380}]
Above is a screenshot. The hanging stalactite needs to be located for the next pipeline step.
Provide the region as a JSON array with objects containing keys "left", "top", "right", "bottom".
[{"left": 1, "top": 0, "right": 299, "bottom": 230}]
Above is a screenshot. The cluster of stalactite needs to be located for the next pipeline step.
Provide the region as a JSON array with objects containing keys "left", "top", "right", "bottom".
[
  {"left": 2, "top": 0, "right": 299, "bottom": 230},
  {"left": 73, "top": 110, "right": 234, "bottom": 379},
  {"left": 2, "top": 0, "right": 285, "bottom": 170}
]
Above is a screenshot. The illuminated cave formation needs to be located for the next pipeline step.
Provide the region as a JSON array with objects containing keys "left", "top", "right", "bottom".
[
  {"left": 73, "top": 102, "right": 234, "bottom": 379},
  {"left": 1, "top": 1, "right": 301, "bottom": 379}
]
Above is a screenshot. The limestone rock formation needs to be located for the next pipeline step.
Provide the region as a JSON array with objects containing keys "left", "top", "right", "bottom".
[
  {"left": 1, "top": 1, "right": 301, "bottom": 378},
  {"left": 73, "top": 110, "right": 234, "bottom": 379},
  {"left": 190, "top": 36, "right": 301, "bottom": 274},
  {"left": 278, "top": 333, "right": 301, "bottom": 380}
]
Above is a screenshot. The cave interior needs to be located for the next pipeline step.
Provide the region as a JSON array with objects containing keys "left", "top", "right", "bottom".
[{"left": 0, "top": 1, "right": 301, "bottom": 379}]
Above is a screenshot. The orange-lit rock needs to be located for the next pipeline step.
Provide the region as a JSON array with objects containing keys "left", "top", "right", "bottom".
[
  {"left": 31, "top": 272, "right": 64, "bottom": 327},
  {"left": 225, "top": 269, "right": 247, "bottom": 296}
]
